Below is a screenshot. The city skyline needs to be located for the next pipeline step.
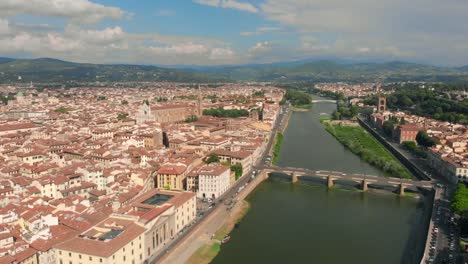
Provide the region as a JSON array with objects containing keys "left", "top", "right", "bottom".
[{"left": 0, "top": 0, "right": 468, "bottom": 66}]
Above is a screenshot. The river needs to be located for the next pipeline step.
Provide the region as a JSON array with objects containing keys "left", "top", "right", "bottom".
[{"left": 211, "top": 95, "right": 430, "bottom": 264}]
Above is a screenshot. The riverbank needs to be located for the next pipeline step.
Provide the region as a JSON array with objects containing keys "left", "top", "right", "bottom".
[
  {"left": 186, "top": 199, "right": 251, "bottom": 264},
  {"left": 187, "top": 200, "right": 250, "bottom": 264},
  {"left": 292, "top": 105, "right": 312, "bottom": 111},
  {"left": 324, "top": 122, "right": 413, "bottom": 179},
  {"left": 272, "top": 132, "right": 283, "bottom": 165}
]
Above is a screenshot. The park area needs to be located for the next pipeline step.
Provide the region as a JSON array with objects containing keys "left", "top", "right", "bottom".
[{"left": 325, "top": 123, "right": 413, "bottom": 179}]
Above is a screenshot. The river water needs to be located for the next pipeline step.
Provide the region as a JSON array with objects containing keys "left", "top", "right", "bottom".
[{"left": 211, "top": 95, "right": 430, "bottom": 264}]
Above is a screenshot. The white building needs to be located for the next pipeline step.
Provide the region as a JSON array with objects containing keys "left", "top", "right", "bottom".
[{"left": 197, "top": 164, "right": 230, "bottom": 199}]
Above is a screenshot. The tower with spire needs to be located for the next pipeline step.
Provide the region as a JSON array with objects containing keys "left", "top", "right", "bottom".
[{"left": 197, "top": 84, "right": 202, "bottom": 117}]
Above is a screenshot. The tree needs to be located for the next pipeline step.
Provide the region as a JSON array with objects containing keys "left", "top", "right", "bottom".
[
  {"left": 121, "top": 100, "right": 128, "bottom": 105},
  {"left": 54, "top": 107, "right": 69, "bottom": 114},
  {"left": 231, "top": 163, "right": 243, "bottom": 180},
  {"left": 117, "top": 113, "right": 129, "bottom": 120},
  {"left": 382, "top": 121, "right": 395, "bottom": 136},
  {"left": 284, "top": 89, "right": 312, "bottom": 106},
  {"left": 202, "top": 108, "right": 249, "bottom": 118},
  {"left": 205, "top": 154, "right": 220, "bottom": 164},
  {"left": 416, "top": 131, "right": 437, "bottom": 147},
  {"left": 332, "top": 110, "right": 342, "bottom": 120},
  {"left": 185, "top": 115, "right": 198, "bottom": 123},
  {"left": 97, "top": 96, "right": 106, "bottom": 101}
]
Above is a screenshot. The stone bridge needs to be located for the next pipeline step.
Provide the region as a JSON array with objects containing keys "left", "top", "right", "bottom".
[
  {"left": 311, "top": 100, "right": 337, "bottom": 103},
  {"left": 259, "top": 165, "right": 433, "bottom": 195}
]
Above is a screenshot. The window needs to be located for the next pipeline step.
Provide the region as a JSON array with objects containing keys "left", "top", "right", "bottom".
[
  {"left": 69, "top": 253, "right": 71, "bottom": 257},
  {"left": 100, "top": 258, "right": 103, "bottom": 263},
  {"left": 79, "top": 254, "right": 82, "bottom": 259},
  {"left": 89, "top": 256, "right": 92, "bottom": 261}
]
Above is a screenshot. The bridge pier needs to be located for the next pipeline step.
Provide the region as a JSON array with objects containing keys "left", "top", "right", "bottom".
[
  {"left": 291, "top": 173, "right": 298, "bottom": 183},
  {"left": 327, "top": 176, "right": 334, "bottom": 188},
  {"left": 399, "top": 184, "right": 405, "bottom": 196},
  {"left": 361, "top": 179, "right": 368, "bottom": 192}
]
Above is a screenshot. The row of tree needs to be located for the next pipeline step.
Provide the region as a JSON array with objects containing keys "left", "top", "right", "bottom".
[
  {"left": 332, "top": 102, "right": 358, "bottom": 120},
  {"left": 284, "top": 89, "right": 312, "bottom": 107},
  {"left": 202, "top": 107, "right": 249, "bottom": 118}
]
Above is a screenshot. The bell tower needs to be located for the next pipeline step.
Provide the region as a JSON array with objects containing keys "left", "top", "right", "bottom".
[
  {"left": 197, "top": 84, "right": 202, "bottom": 117},
  {"left": 378, "top": 96, "right": 386, "bottom": 113}
]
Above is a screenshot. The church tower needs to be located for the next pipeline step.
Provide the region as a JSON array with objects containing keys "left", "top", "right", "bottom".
[
  {"left": 378, "top": 96, "right": 387, "bottom": 113},
  {"left": 197, "top": 84, "right": 202, "bottom": 117}
]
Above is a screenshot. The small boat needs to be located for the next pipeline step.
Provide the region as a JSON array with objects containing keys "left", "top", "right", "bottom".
[{"left": 221, "top": 236, "right": 231, "bottom": 244}]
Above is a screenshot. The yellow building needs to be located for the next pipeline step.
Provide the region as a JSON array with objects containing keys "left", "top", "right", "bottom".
[
  {"left": 156, "top": 164, "right": 188, "bottom": 190},
  {"left": 54, "top": 215, "right": 145, "bottom": 264}
]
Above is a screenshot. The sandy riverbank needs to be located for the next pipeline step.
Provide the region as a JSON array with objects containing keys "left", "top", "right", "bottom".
[{"left": 186, "top": 200, "right": 250, "bottom": 264}]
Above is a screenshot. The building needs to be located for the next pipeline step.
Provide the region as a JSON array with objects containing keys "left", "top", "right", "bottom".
[
  {"left": 378, "top": 96, "right": 386, "bottom": 113},
  {"left": 54, "top": 189, "right": 197, "bottom": 264},
  {"left": 137, "top": 103, "right": 198, "bottom": 124},
  {"left": 156, "top": 164, "right": 188, "bottom": 190},
  {"left": 395, "top": 123, "right": 423, "bottom": 143},
  {"left": 54, "top": 215, "right": 146, "bottom": 264},
  {"left": 197, "top": 164, "right": 230, "bottom": 199},
  {"left": 211, "top": 149, "right": 253, "bottom": 172}
]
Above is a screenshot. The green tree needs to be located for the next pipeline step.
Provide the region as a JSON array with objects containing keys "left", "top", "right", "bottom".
[
  {"left": 54, "top": 107, "right": 69, "bottom": 114},
  {"left": 231, "top": 163, "right": 243, "bottom": 180},
  {"left": 416, "top": 131, "right": 437, "bottom": 147},
  {"left": 121, "top": 100, "right": 128, "bottom": 105},
  {"left": 185, "top": 115, "right": 199, "bottom": 123},
  {"left": 205, "top": 154, "right": 220, "bottom": 164},
  {"left": 382, "top": 121, "right": 395, "bottom": 136},
  {"left": 332, "top": 110, "right": 342, "bottom": 120},
  {"left": 117, "top": 113, "right": 129, "bottom": 120}
]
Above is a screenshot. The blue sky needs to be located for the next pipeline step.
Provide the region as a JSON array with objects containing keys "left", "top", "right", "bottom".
[{"left": 0, "top": 0, "right": 467, "bottom": 66}]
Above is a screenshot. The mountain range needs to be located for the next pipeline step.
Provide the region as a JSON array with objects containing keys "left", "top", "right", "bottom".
[
  {"left": 1, "top": 57, "right": 468, "bottom": 83},
  {"left": 0, "top": 57, "right": 227, "bottom": 83}
]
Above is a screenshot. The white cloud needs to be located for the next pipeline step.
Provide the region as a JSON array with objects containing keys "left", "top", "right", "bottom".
[
  {"left": 248, "top": 41, "right": 272, "bottom": 56},
  {"left": 69, "top": 26, "right": 125, "bottom": 45},
  {"left": 149, "top": 43, "right": 209, "bottom": 55},
  {"left": 0, "top": 0, "right": 125, "bottom": 23},
  {"left": 240, "top": 27, "right": 282, "bottom": 36},
  {"left": 0, "top": 23, "right": 241, "bottom": 65},
  {"left": 194, "top": 0, "right": 258, "bottom": 13},
  {"left": 0, "top": 19, "right": 9, "bottom": 35},
  {"left": 257, "top": 0, "right": 468, "bottom": 65},
  {"left": 209, "top": 48, "right": 235, "bottom": 60}
]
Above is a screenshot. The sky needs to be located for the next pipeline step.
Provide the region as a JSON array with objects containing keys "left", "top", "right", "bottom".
[{"left": 0, "top": 0, "right": 467, "bottom": 66}]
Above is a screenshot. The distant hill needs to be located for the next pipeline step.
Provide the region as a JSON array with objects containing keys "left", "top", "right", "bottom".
[
  {"left": 0, "top": 58, "right": 227, "bottom": 83},
  {"left": 194, "top": 60, "right": 468, "bottom": 82},
  {"left": 1, "top": 57, "right": 467, "bottom": 83},
  {"left": 0, "top": 57, "right": 15, "bottom": 64}
]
